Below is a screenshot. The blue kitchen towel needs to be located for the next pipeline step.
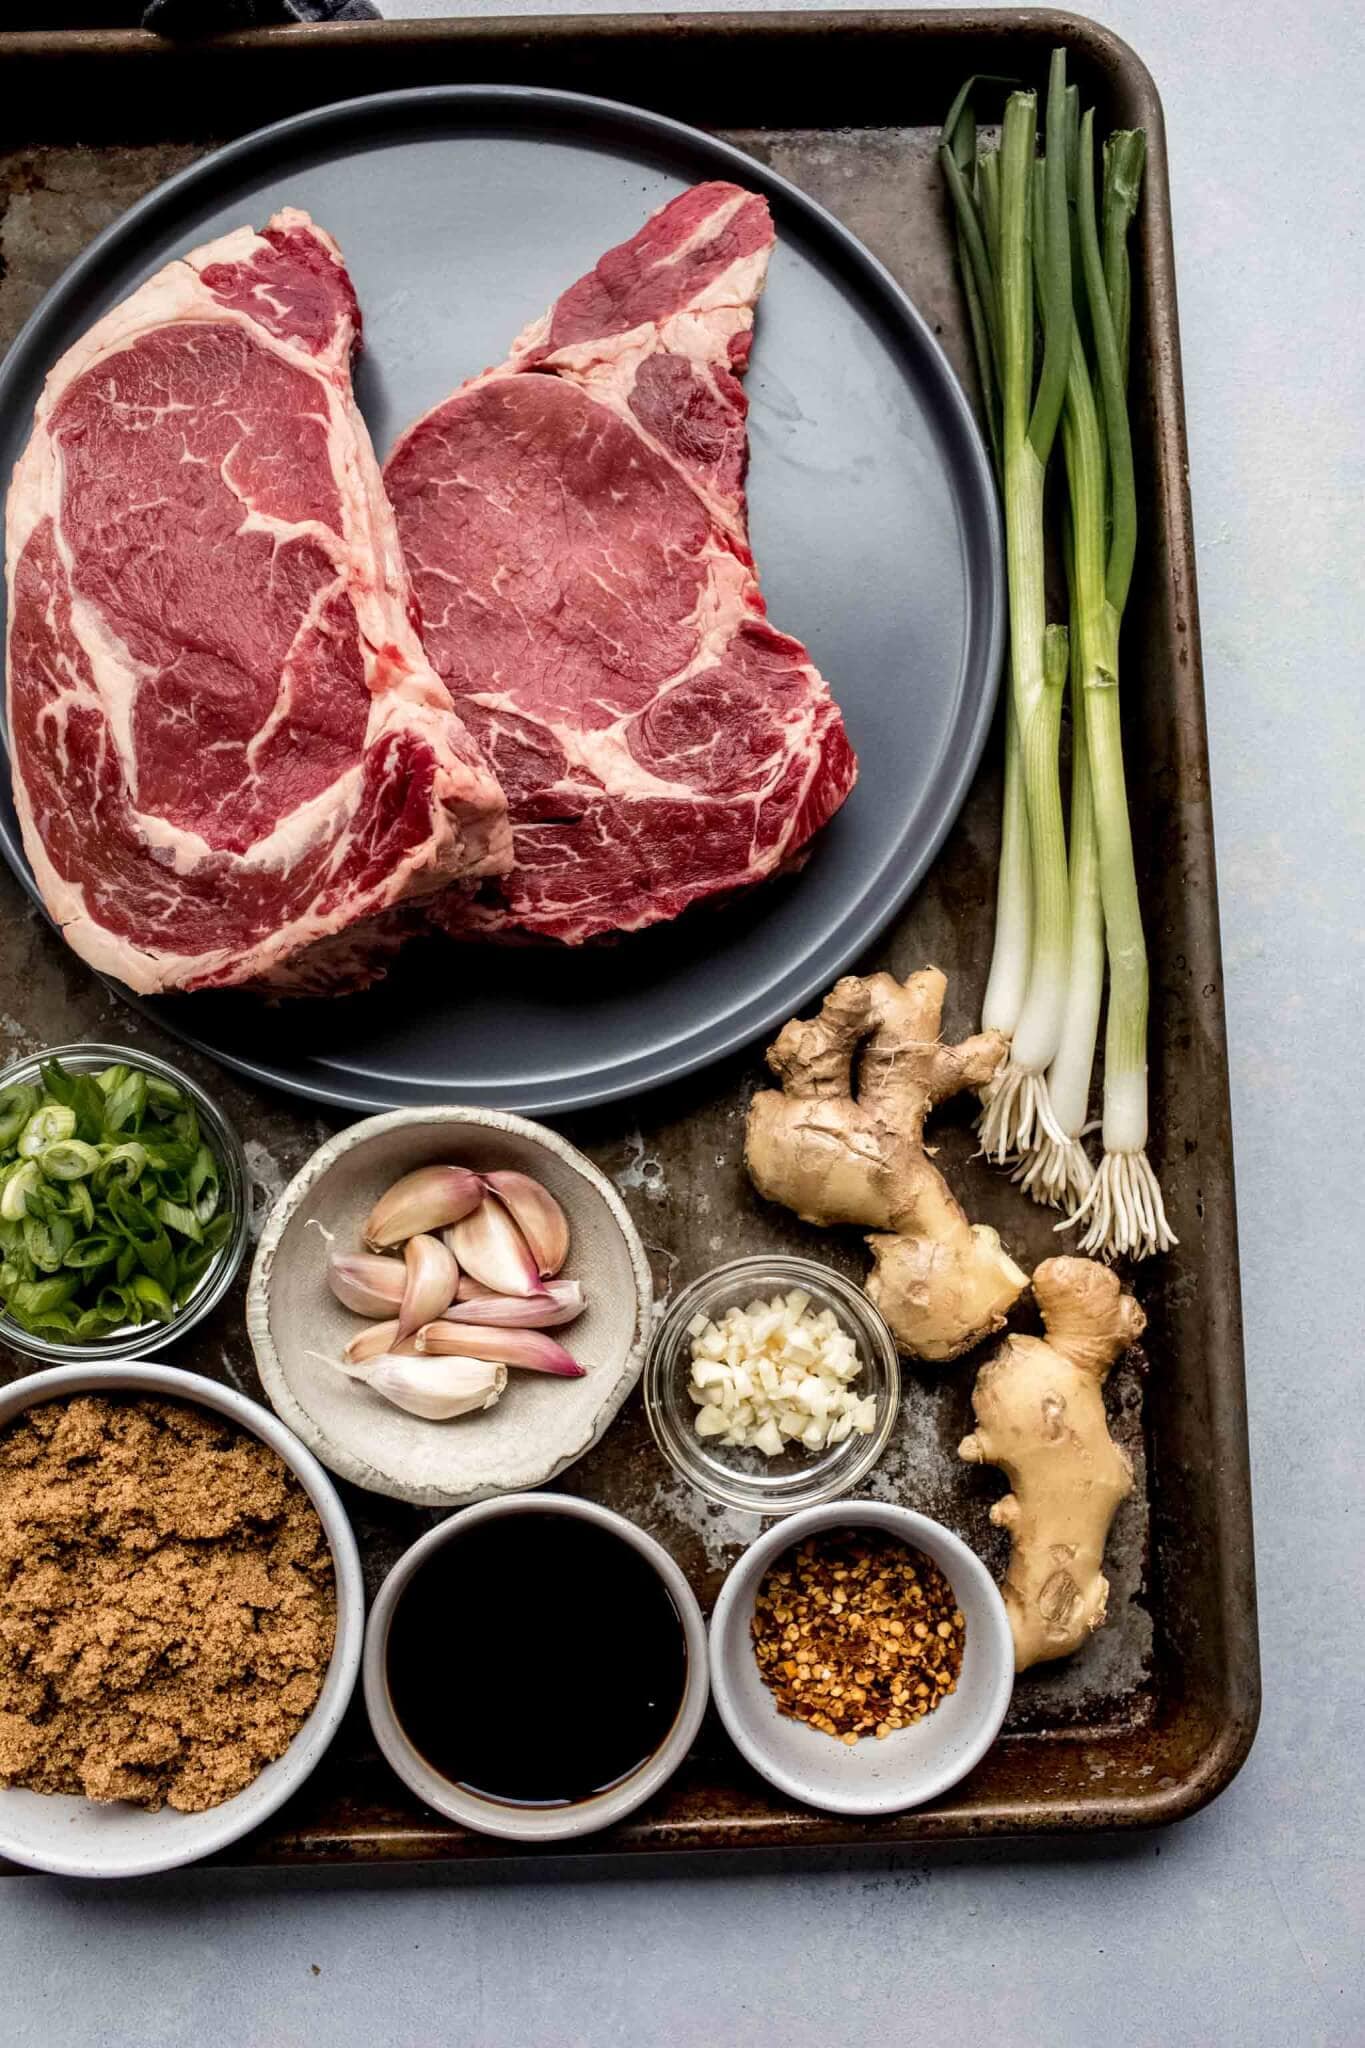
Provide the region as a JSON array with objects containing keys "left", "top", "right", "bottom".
[{"left": 143, "top": 0, "right": 381, "bottom": 31}]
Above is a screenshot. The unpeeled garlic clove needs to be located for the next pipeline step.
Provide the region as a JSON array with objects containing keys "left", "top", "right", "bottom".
[
  {"left": 446, "top": 1199, "right": 545, "bottom": 1298},
  {"left": 328, "top": 1251, "right": 406, "bottom": 1318},
  {"left": 364, "top": 1166, "right": 483, "bottom": 1249},
  {"left": 438, "top": 1278, "right": 585, "bottom": 1330},
  {"left": 342, "top": 1318, "right": 424, "bottom": 1366},
  {"left": 481, "top": 1171, "right": 570, "bottom": 1277},
  {"left": 396, "top": 1232, "right": 459, "bottom": 1339},
  {"left": 416, "top": 1320, "right": 584, "bottom": 1377},
  {"left": 455, "top": 1272, "right": 494, "bottom": 1302},
  {"left": 338, "top": 1352, "right": 506, "bottom": 1420}
]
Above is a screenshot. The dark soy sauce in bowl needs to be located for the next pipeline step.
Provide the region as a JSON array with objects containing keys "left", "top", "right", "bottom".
[{"left": 384, "top": 1511, "right": 688, "bottom": 1807}]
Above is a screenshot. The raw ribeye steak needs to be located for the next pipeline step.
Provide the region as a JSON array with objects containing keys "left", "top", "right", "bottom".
[
  {"left": 5, "top": 207, "right": 509, "bottom": 994},
  {"left": 386, "top": 181, "right": 857, "bottom": 945}
]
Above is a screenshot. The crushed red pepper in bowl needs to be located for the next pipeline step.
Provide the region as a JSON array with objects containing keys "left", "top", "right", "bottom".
[{"left": 751, "top": 1526, "right": 965, "bottom": 1743}]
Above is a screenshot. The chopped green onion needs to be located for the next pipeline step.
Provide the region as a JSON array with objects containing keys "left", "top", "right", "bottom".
[
  {"left": 24, "top": 1212, "right": 74, "bottom": 1272},
  {"left": 18, "top": 1104, "right": 76, "bottom": 1157},
  {"left": 7, "top": 1275, "right": 79, "bottom": 1324},
  {"left": 39, "top": 1138, "right": 103, "bottom": 1181},
  {"left": 40, "top": 1061, "right": 107, "bottom": 1142},
  {"left": 0, "top": 1085, "right": 38, "bottom": 1151},
  {"left": 130, "top": 1273, "right": 174, "bottom": 1322},
  {"left": 96, "top": 1141, "right": 147, "bottom": 1188},
  {"left": 155, "top": 1197, "right": 202, "bottom": 1244},
  {"left": 1, "top": 1160, "right": 40, "bottom": 1221},
  {"left": 65, "top": 1234, "right": 122, "bottom": 1270},
  {"left": 0, "top": 1058, "right": 233, "bottom": 1337},
  {"left": 102, "top": 1067, "right": 148, "bottom": 1133},
  {"left": 189, "top": 1143, "right": 220, "bottom": 1224}
]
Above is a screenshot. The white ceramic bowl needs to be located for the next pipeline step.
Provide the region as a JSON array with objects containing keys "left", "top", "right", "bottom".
[
  {"left": 709, "top": 1501, "right": 1013, "bottom": 1817},
  {"left": 247, "top": 1107, "right": 653, "bottom": 1508},
  {"left": 364, "top": 1493, "right": 709, "bottom": 1843},
  {"left": 0, "top": 1361, "right": 364, "bottom": 1879}
]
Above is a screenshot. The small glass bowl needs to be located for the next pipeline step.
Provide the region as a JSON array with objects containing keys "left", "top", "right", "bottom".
[
  {"left": 0, "top": 1042, "right": 249, "bottom": 1364},
  {"left": 644, "top": 1255, "right": 900, "bottom": 1515}
]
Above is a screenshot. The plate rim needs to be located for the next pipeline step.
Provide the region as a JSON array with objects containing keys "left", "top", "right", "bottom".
[{"left": 0, "top": 81, "right": 1004, "bottom": 1117}]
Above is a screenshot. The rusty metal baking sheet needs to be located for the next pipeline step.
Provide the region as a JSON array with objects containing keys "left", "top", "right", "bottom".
[{"left": 0, "top": 12, "right": 1258, "bottom": 1865}]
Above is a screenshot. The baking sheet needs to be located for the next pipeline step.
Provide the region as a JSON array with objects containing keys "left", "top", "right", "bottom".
[{"left": 0, "top": 11, "right": 1258, "bottom": 1863}]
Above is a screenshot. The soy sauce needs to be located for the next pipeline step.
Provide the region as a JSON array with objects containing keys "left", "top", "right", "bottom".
[{"left": 385, "top": 1513, "right": 687, "bottom": 1807}]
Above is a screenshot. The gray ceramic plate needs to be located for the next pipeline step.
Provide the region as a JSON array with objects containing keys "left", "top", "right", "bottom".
[{"left": 0, "top": 86, "right": 1002, "bottom": 1116}]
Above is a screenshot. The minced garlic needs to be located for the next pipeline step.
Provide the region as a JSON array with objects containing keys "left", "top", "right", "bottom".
[{"left": 685, "top": 1290, "right": 877, "bottom": 1456}]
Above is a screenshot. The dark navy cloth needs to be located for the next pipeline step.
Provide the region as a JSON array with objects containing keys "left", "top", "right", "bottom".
[{"left": 143, "top": 0, "right": 381, "bottom": 33}]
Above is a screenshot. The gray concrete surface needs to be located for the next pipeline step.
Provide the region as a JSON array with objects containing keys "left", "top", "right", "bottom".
[{"left": 4, "top": 2, "right": 1363, "bottom": 2042}]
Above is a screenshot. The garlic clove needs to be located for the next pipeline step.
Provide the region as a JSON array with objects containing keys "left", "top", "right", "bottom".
[
  {"left": 480, "top": 1171, "right": 570, "bottom": 1278},
  {"left": 453, "top": 1271, "right": 495, "bottom": 1301},
  {"left": 328, "top": 1251, "right": 406, "bottom": 1318},
  {"left": 446, "top": 1199, "right": 545, "bottom": 1298},
  {"left": 437, "top": 1278, "right": 585, "bottom": 1330},
  {"left": 338, "top": 1352, "right": 506, "bottom": 1420},
  {"left": 396, "top": 1232, "right": 459, "bottom": 1339},
  {"left": 364, "top": 1166, "right": 483, "bottom": 1249},
  {"left": 416, "top": 1320, "right": 584, "bottom": 1377},
  {"left": 342, "top": 1318, "right": 424, "bottom": 1366}
]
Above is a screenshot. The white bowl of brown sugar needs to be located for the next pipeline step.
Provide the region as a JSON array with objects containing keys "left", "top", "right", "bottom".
[
  {"left": 708, "top": 1501, "right": 1013, "bottom": 1817},
  {"left": 0, "top": 1361, "right": 364, "bottom": 1878}
]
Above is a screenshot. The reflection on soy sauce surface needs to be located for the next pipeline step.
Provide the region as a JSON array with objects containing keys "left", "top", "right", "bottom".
[{"left": 385, "top": 1513, "right": 688, "bottom": 1807}]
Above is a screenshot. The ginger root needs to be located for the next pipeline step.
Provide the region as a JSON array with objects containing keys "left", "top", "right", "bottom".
[
  {"left": 959, "top": 1256, "right": 1144, "bottom": 1671},
  {"left": 744, "top": 967, "right": 1027, "bottom": 1361}
]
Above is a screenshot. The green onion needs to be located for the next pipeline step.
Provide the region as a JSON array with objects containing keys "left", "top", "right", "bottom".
[
  {"left": 1055, "top": 117, "right": 1174, "bottom": 1258},
  {"left": 39, "top": 1138, "right": 103, "bottom": 1181},
  {"left": 952, "top": 52, "right": 1075, "bottom": 1161},
  {"left": 0, "top": 1058, "right": 234, "bottom": 1337},
  {"left": 940, "top": 83, "right": 1032, "bottom": 1044},
  {"left": 24, "top": 1212, "right": 75, "bottom": 1273},
  {"left": 1, "top": 1160, "right": 40, "bottom": 1221},
  {"left": 0, "top": 1085, "right": 37, "bottom": 1151},
  {"left": 942, "top": 59, "right": 1172, "bottom": 1257},
  {"left": 130, "top": 1273, "right": 174, "bottom": 1322},
  {"left": 1014, "top": 87, "right": 1102, "bottom": 1212},
  {"left": 7, "top": 1275, "right": 79, "bottom": 1325},
  {"left": 18, "top": 1104, "right": 75, "bottom": 1157},
  {"left": 96, "top": 1141, "right": 147, "bottom": 1188},
  {"left": 1016, "top": 536, "right": 1103, "bottom": 1210}
]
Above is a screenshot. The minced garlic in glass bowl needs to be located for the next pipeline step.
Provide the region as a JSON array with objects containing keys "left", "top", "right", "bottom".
[
  {"left": 644, "top": 1257, "right": 900, "bottom": 1515},
  {"left": 686, "top": 1291, "right": 879, "bottom": 1456}
]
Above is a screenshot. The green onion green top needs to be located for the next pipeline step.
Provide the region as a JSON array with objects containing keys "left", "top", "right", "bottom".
[{"left": 0, "top": 1060, "right": 233, "bottom": 1340}]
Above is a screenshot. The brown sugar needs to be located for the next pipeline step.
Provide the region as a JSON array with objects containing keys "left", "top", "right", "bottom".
[
  {"left": 0, "top": 1394, "right": 336, "bottom": 1812},
  {"left": 751, "top": 1527, "right": 965, "bottom": 1742}
]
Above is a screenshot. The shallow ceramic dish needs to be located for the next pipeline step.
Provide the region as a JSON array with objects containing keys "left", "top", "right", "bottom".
[
  {"left": 0, "top": 1360, "right": 363, "bottom": 1880},
  {"left": 644, "top": 1255, "right": 900, "bottom": 1515},
  {"left": 0, "top": 1043, "right": 249, "bottom": 1364},
  {"left": 247, "top": 1107, "right": 653, "bottom": 1507},
  {"left": 709, "top": 1501, "right": 1013, "bottom": 1817},
  {"left": 363, "top": 1492, "right": 709, "bottom": 1843}
]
